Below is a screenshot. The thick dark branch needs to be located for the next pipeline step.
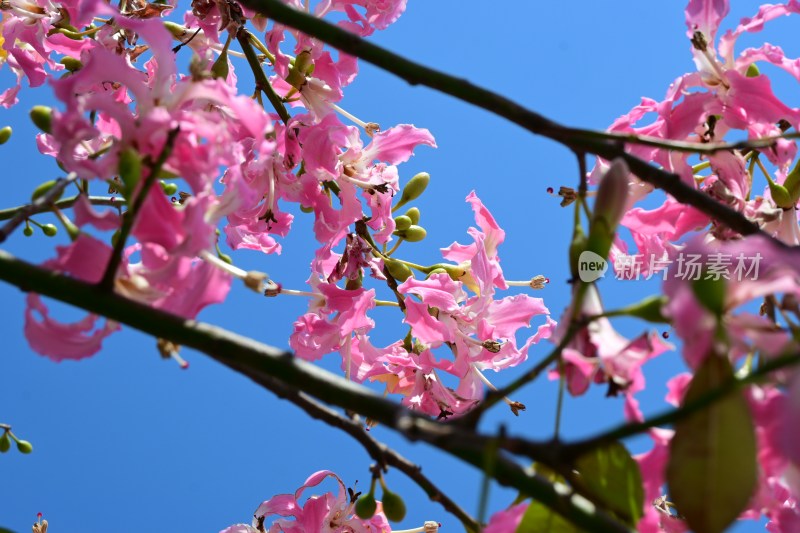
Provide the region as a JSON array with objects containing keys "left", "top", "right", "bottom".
[
  {"left": 0, "top": 249, "right": 627, "bottom": 532},
  {"left": 239, "top": 0, "right": 782, "bottom": 244},
  {"left": 244, "top": 370, "right": 480, "bottom": 532}
]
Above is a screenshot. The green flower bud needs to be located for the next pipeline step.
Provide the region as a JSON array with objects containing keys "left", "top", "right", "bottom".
[
  {"left": 23, "top": 226, "right": 34, "bottom": 237},
  {"left": 31, "top": 180, "right": 62, "bottom": 202},
  {"left": 286, "top": 50, "right": 313, "bottom": 90},
  {"left": 394, "top": 215, "right": 412, "bottom": 231},
  {"left": 30, "top": 106, "right": 53, "bottom": 134},
  {"left": 355, "top": 493, "right": 377, "bottom": 519},
  {"left": 394, "top": 172, "right": 430, "bottom": 211},
  {"left": 16, "top": 439, "right": 33, "bottom": 454},
  {"left": 782, "top": 158, "right": 800, "bottom": 207},
  {"left": 569, "top": 226, "right": 588, "bottom": 279},
  {"left": 0, "top": 433, "right": 10, "bottom": 453},
  {"left": 621, "top": 295, "right": 670, "bottom": 323},
  {"left": 380, "top": 489, "right": 406, "bottom": 522},
  {"left": 42, "top": 224, "right": 58, "bottom": 237},
  {"left": 766, "top": 172, "right": 795, "bottom": 209},
  {"left": 384, "top": 259, "right": 413, "bottom": 282},
  {"left": 403, "top": 207, "right": 420, "bottom": 225},
  {"left": 60, "top": 57, "right": 83, "bottom": 72},
  {"left": 210, "top": 50, "right": 229, "bottom": 80},
  {"left": 399, "top": 225, "right": 426, "bottom": 242},
  {"left": 118, "top": 147, "right": 142, "bottom": 196},
  {"left": 427, "top": 267, "right": 448, "bottom": 278},
  {"left": 0, "top": 126, "right": 12, "bottom": 145},
  {"left": 160, "top": 180, "right": 179, "bottom": 196},
  {"left": 692, "top": 277, "right": 726, "bottom": 317},
  {"left": 300, "top": 205, "right": 314, "bottom": 214},
  {"left": 746, "top": 63, "right": 760, "bottom": 78},
  {"left": 587, "top": 159, "right": 629, "bottom": 260}
]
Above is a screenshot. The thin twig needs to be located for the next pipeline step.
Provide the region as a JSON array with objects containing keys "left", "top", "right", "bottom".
[
  {"left": 0, "top": 173, "right": 78, "bottom": 244},
  {"left": 237, "top": 0, "right": 782, "bottom": 245},
  {"left": 0, "top": 195, "right": 123, "bottom": 221},
  {"left": 560, "top": 350, "right": 800, "bottom": 460},
  {"left": 236, "top": 28, "right": 291, "bottom": 124},
  {"left": 99, "top": 129, "right": 179, "bottom": 290}
]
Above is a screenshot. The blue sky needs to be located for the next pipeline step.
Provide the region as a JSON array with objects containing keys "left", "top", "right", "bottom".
[{"left": 0, "top": 1, "right": 795, "bottom": 531}]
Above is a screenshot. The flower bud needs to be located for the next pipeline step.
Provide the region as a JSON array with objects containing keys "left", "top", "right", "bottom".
[
  {"left": 397, "top": 225, "right": 426, "bottom": 242},
  {"left": 42, "top": 224, "right": 58, "bottom": 237},
  {"left": 60, "top": 57, "right": 83, "bottom": 72},
  {"left": 16, "top": 439, "right": 33, "bottom": 454},
  {"left": 403, "top": 207, "right": 420, "bottom": 225},
  {"left": 394, "top": 215, "right": 412, "bottom": 231},
  {"left": 621, "top": 295, "right": 670, "bottom": 323},
  {"left": 211, "top": 50, "right": 229, "bottom": 80},
  {"left": 781, "top": 159, "right": 800, "bottom": 208},
  {"left": 23, "top": 226, "right": 34, "bottom": 237},
  {"left": 355, "top": 492, "right": 377, "bottom": 519},
  {"left": 31, "top": 180, "right": 62, "bottom": 202},
  {"left": 0, "top": 126, "right": 12, "bottom": 145},
  {"left": 30, "top": 106, "right": 53, "bottom": 134},
  {"left": 380, "top": 489, "right": 406, "bottom": 522},
  {"left": 0, "top": 432, "right": 10, "bottom": 453},
  {"left": 385, "top": 259, "right": 413, "bottom": 281},
  {"left": 286, "top": 50, "right": 313, "bottom": 90},
  {"left": 587, "top": 158, "right": 629, "bottom": 260},
  {"left": 393, "top": 172, "right": 430, "bottom": 211},
  {"left": 746, "top": 63, "right": 760, "bottom": 77},
  {"left": 118, "top": 147, "right": 142, "bottom": 196},
  {"left": 569, "top": 225, "right": 588, "bottom": 279},
  {"left": 160, "top": 180, "right": 178, "bottom": 195}
]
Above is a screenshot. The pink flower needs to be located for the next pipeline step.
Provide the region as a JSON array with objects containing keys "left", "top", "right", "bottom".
[{"left": 220, "top": 470, "right": 391, "bottom": 533}]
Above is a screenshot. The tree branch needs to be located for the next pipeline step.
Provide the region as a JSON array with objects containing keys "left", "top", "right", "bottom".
[
  {"left": 0, "top": 248, "right": 628, "bottom": 532},
  {"left": 238, "top": 0, "right": 785, "bottom": 245},
  {"left": 243, "top": 369, "right": 481, "bottom": 532}
]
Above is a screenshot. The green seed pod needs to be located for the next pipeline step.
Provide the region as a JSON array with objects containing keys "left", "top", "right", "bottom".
[
  {"left": 60, "top": 57, "right": 83, "bottom": 72},
  {"left": 160, "top": 180, "right": 179, "bottom": 196},
  {"left": 403, "top": 207, "right": 420, "bottom": 225},
  {"left": 0, "top": 433, "right": 10, "bottom": 453},
  {"left": 300, "top": 205, "right": 314, "bottom": 214},
  {"left": 394, "top": 215, "right": 412, "bottom": 231},
  {"left": 394, "top": 172, "right": 430, "bottom": 211},
  {"left": 118, "top": 147, "right": 142, "bottom": 196},
  {"left": 30, "top": 106, "right": 53, "bottom": 134},
  {"left": 426, "top": 267, "right": 448, "bottom": 278},
  {"left": 384, "top": 259, "right": 413, "bottom": 282},
  {"left": 380, "top": 489, "right": 406, "bottom": 522},
  {"left": 23, "top": 226, "right": 34, "bottom": 237},
  {"left": 569, "top": 225, "right": 588, "bottom": 279},
  {"left": 31, "top": 180, "right": 62, "bottom": 202},
  {"left": 401, "top": 225, "right": 426, "bottom": 243},
  {"left": 0, "top": 126, "right": 12, "bottom": 145},
  {"left": 355, "top": 493, "right": 377, "bottom": 519},
  {"left": 42, "top": 224, "right": 58, "bottom": 237},
  {"left": 16, "top": 439, "right": 33, "bottom": 454}
]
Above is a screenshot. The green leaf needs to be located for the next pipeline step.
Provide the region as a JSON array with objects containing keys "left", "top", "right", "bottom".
[
  {"left": 573, "top": 442, "right": 644, "bottom": 526},
  {"left": 666, "top": 354, "right": 757, "bottom": 533},
  {"left": 515, "top": 501, "right": 583, "bottom": 533}
]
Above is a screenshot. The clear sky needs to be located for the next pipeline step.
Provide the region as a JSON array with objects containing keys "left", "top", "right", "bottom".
[{"left": 0, "top": 1, "right": 794, "bottom": 532}]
